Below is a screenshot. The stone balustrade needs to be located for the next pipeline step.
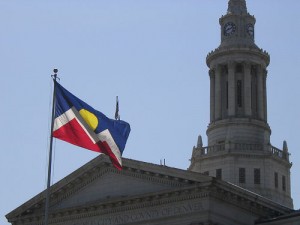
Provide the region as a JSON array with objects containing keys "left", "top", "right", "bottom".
[
  {"left": 268, "top": 145, "right": 289, "bottom": 160},
  {"left": 195, "top": 143, "right": 289, "bottom": 161}
]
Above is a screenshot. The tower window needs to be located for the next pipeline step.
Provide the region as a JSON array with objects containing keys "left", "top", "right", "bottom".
[
  {"left": 216, "top": 169, "right": 222, "bottom": 179},
  {"left": 254, "top": 168, "right": 260, "bottom": 184},
  {"left": 274, "top": 172, "right": 278, "bottom": 188},
  {"left": 239, "top": 168, "right": 246, "bottom": 183},
  {"left": 237, "top": 80, "right": 242, "bottom": 107},
  {"left": 282, "top": 176, "right": 286, "bottom": 191}
]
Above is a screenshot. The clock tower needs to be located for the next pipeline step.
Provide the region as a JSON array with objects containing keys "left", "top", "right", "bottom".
[{"left": 189, "top": 0, "right": 293, "bottom": 208}]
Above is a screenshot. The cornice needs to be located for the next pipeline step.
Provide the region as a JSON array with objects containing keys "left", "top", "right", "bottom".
[
  {"left": 12, "top": 183, "right": 213, "bottom": 225},
  {"left": 49, "top": 185, "right": 210, "bottom": 224},
  {"left": 210, "top": 183, "right": 291, "bottom": 219},
  {"left": 207, "top": 118, "right": 271, "bottom": 134},
  {"left": 206, "top": 46, "right": 270, "bottom": 67},
  {"left": 215, "top": 180, "right": 292, "bottom": 213},
  {"left": 256, "top": 210, "right": 300, "bottom": 224}
]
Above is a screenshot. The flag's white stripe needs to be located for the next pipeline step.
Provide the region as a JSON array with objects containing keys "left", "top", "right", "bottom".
[
  {"left": 53, "top": 107, "right": 98, "bottom": 144},
  {"left": 53, "top": 107, "right": 122, "bottom": 166},
  {"left": 53, "top": 108, "right": 75, "bottom": 131},
  {"left": 96, "top": 130, "right": 122, "bottom": 166}
]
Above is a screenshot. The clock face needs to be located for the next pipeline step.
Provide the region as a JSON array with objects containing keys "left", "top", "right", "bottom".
[
  {"left": 224, "top": 22, "right": 236, "bottom": 36},
  {"left": 247, "top": 23, "right": 254, "bottom": 38}
]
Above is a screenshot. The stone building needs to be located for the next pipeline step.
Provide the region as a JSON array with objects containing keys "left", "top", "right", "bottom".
[{"left": 6, "top": 0, "right": 300, "bottom": 225}]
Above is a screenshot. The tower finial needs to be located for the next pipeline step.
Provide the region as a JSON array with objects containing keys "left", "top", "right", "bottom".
[
  {"left": 283, "top": 140, "right": 288, "bottom": 152},
  {"left": 227, "top": 0, "right": 248, "bottom": 15},
  {"left": 197, "top": 135, "right": 203, "bottom": 148}
]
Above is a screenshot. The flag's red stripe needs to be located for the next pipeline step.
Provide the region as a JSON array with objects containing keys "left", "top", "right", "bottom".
[
  {"left": 53, "top": 118, "right": 122, "bottom": 169},
  {"left": 101, "top": 141, "right": 122, "bottom": 170},
  {"left": 53, "top": 118, "right": 100, "bottom": 152}
]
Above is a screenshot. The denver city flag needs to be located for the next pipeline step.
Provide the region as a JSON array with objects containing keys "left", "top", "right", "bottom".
[{"left": 52, "top": 81, "right": 131, "bottom": 170}]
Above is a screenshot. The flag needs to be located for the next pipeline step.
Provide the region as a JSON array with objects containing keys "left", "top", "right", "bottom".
[{"left": 52, "top": 81, "right": 131, "bottom": 170}]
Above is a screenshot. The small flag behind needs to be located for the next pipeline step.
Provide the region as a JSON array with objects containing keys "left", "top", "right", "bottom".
[{"left": 52, "top": 81, "right": 131, "bottom": 170}]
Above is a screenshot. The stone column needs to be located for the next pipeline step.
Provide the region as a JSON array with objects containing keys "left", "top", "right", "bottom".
[
  {"left": 263, "top": 69, "right": 268, "bottom": 121},
  {"left": 215, "top": 65, "right": 222, "bottom": 120},
  {"left": 227, "top": 62, "right": 235, "bottom": 116},
  {"left": 209, "top": 69, "right": 215, "bottom": 122},
  {"left": 244, "top": 62, "right": 252, "bottom": 117},
  {"left": 257, "top": 65, "right": 264, "bottom": 120}
]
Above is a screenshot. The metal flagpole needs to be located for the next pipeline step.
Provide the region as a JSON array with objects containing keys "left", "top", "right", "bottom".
[
  {"left": 44, "top": 69, "right": 59, "bottom": 225},
  {"left": 115, "top": 96, "right": 120, "bottom": 120}
]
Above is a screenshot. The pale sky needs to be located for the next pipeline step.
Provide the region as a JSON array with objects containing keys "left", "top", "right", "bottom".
[{"left": 1, "top": 1, "right": 300, "bottom": 225}]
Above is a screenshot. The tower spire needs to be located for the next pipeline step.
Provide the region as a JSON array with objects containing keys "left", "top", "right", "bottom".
[{"left": 227, "top": 0, "right": 247, "bottom": 15}]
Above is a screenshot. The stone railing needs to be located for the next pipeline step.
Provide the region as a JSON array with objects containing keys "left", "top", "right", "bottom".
[
  {"left": 233, "top": 143, "right": 263, "bottom": 151},
  {"left": 200, "top": 144, "right": 225, "bottom": 155},
  {"left": 195, "top": 143, "right": 289, "bottom": 161},
  {"left": 268, "top": 145, "right": 289, "bottom": 161}
]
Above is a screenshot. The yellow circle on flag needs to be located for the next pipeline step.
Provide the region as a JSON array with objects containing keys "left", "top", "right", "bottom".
[{"left": 79, "top": 109, "right": 98, "bottom": 131}]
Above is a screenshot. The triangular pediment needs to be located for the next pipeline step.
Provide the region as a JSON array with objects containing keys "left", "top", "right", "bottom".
[
  {"left": 52, "top": 166, "right": 189, "bottom": 210},
  {"left": 7, "top": 155, "right": 212, "bottom": 220}
]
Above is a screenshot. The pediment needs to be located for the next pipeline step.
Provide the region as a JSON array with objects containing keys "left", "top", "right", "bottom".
[
  {"left": 52, "top": 166, "right": 188, "bottom": 210},
  {"left": 7, "top": 155, "right": 212, "bottom": 221}
]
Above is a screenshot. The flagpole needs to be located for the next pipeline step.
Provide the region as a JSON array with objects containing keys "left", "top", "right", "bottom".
[
  {"left": 115, "top": 96, "right": 120, "bottom": 120},
  {"left": 44, "top": 69, "right": 58, "bottom": 225}
]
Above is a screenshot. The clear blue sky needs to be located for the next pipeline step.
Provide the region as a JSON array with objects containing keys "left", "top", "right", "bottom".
[{"left": 1, "top": 1, "right": 300, "bottom": 224}]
